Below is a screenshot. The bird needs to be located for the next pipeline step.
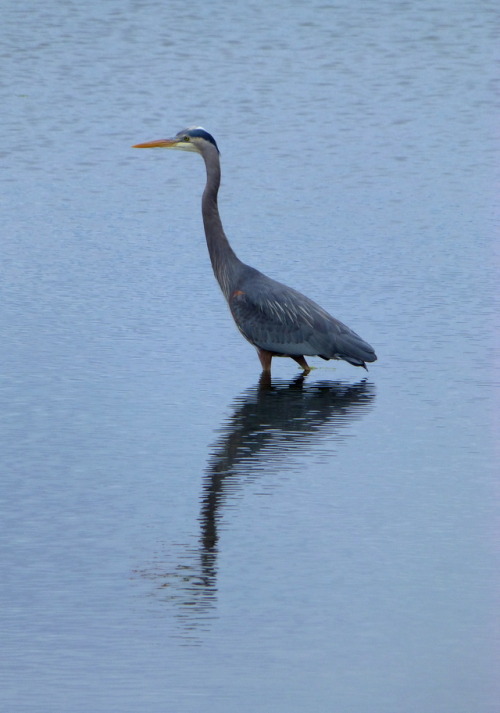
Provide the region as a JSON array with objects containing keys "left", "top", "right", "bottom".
[{"left": 133, "top": 127, "right": 377, "bottom": 374}]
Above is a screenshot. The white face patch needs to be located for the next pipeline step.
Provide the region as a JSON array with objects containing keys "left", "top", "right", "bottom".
[{"left": 176, "top": 127, "right": 219, "bottom": 152}]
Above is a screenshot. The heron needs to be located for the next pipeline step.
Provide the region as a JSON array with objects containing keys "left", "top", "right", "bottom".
[{"left": 133, "top": 127, "right": 377, "bottom": 374}]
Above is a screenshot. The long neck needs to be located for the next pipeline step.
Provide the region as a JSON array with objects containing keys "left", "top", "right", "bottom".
[{"left": 200, "top": 145, "right": 242, "bottom": 300}]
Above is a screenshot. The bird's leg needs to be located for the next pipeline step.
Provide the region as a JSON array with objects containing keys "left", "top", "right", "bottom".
[
  {"left": 258, "top": 371, "right": 272, "bottom": 389},
  {"left": 257, "top": 349, "right": 273, "bottom": 373},
  {"left": 291, "top": 355, "right": 311, "bottom": 373}
]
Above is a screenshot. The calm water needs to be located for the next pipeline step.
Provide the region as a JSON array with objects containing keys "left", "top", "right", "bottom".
[{"left": 1, "top": 1, "right": 498, "bottom": 711}]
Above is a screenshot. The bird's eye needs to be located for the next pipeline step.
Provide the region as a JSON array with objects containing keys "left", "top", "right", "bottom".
[{"left": 183, "top": 135, "right": 190, "bottom": 142}]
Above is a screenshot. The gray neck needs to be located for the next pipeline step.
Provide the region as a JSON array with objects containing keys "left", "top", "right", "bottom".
[{"left": 200, "top": 144, "right": 242, "bottom": 300}]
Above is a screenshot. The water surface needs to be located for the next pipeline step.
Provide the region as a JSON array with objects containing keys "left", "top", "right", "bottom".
[{"left": 1, "top": 1, "right": 497, "bottom": 711}]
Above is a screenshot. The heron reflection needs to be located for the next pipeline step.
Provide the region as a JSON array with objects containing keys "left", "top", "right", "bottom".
[
  {"left": 135, "top": 376, "right": 375, "bottom": 636},
  {"left": 200, "top": 374, "right": 375, "bottom": 552}
]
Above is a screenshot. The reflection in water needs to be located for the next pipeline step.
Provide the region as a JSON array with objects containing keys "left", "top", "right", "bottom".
[{"left": 135, "top": 376, "right": 375, "bottom": 638}]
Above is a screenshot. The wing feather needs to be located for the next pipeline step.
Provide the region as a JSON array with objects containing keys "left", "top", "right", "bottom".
[{"left": 228, "top": 268, "right": 376, "bottom": 364}]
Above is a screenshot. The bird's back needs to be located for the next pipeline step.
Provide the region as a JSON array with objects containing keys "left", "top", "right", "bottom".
[{"left": 227, "top": 265, "right": 377, "bottom": 367}]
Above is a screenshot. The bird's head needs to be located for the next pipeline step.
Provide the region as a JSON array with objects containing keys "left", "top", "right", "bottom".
[{"left": 133, "top": 126, "right": 219, "bottom": 154}]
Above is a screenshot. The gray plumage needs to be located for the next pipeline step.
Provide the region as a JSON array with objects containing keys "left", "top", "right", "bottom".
[{"left": 133, "top": 127, "right": 377, "bottom": 374}]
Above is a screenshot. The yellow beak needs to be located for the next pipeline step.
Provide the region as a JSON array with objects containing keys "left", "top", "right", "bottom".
[{"left": 132, "top": 138, "right": 178, "bottom": 149}]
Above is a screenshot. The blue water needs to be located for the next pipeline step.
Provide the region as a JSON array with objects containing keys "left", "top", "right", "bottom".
[{"left": 1, "top": 1, "right": 497, "bottom": 711}]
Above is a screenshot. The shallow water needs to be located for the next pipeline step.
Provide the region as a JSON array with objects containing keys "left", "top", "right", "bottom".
[{"left": 1, "top": 1, "right": 498, "bottom": 711}]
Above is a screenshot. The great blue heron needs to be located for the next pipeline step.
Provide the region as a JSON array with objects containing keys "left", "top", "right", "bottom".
[{"left": 133, "top": 127, "right": 377, "bottom": 374}]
